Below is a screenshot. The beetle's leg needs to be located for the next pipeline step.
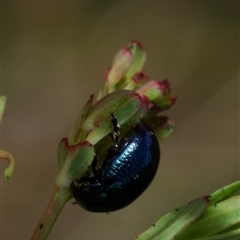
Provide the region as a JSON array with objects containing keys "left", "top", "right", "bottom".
[{"left": 110, "top": 113, "right": 120, "bottom": 149}]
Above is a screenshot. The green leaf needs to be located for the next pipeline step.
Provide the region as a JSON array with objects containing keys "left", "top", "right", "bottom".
[
  {"left": 209, "top": 181, "right": 240, "bottom": 205},
  {"left": 136, "top": 196, "right": 210, "bottom": 240},
  {"left": 83, "top": 90, "right": 148, "bottom": 145},
  {"left": 177, "top": 195, "right": 240, "bottom": 239},
  {"left": 55, "top": 140, "right": 95, "bottom": 188},
  {"left": 193, "top": 228, "right": 240, "bottom": 240},
  {"left": 66, "top": 142, "right": 95, "bottom": 181}
]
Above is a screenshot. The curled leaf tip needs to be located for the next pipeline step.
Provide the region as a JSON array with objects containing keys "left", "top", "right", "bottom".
[{"left": 0, "top": 150, "right": 15, "bottom": 182}]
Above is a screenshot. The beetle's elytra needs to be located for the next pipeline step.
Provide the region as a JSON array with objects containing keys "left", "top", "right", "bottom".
[{"left": 70, "top": 115, "right": 160, "bottom": 212}]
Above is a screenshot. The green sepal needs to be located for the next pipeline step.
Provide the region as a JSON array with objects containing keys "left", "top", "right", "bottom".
[
  {"left": 55, "top": 139, "right": 95, "bottom": 189},
  {"left": 136, "top": 196, "right": 210, "bottom": 240}
]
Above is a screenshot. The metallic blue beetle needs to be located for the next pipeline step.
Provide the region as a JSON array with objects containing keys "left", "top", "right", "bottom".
[{"left": 70, "top": 114, "right": 160, "bottom": 212}]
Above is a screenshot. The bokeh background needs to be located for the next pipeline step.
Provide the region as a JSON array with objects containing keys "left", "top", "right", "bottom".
[{"left": 1, "top": 1, "right": 239, "bottom": 239}]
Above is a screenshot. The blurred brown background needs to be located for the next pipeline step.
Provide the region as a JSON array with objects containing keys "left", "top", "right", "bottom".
[{"left": 1, "top": 1, "right": 239, "bottom": 240}]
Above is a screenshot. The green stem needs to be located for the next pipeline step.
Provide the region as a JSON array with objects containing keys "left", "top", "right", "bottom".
[{"left": 30, "top": 187, "right": 72, "bottom": 240}]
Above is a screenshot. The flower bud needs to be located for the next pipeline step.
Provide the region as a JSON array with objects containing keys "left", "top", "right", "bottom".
[
  {"left": 124, "top": 40, "right": 146, "bottom": 80},
  {"left": 107, "top": 48, "right": 133, "bottom": 87},
  {"left": 98, "top": 41, "right": 147, "bottom": 99},
  {"left": 137, "top": 79, "right": 177, "bottom": 115}
]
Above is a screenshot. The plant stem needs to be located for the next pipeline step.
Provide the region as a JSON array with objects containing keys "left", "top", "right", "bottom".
[{"left": 30, "top": 187, "right": 72, "bottom": 240}]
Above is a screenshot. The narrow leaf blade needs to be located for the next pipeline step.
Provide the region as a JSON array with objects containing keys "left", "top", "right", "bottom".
[{"left": 136, "top": 196, "right": 210, "bottom": 240}]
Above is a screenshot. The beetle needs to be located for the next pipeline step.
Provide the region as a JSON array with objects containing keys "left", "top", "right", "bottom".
[{"left": 70, "top": 114, "right": 160, "bottom": 212}]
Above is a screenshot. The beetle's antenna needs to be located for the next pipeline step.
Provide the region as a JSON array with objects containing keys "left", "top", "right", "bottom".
[{"left": 110, "top": 113, "right": 120, "bottom": 148}]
